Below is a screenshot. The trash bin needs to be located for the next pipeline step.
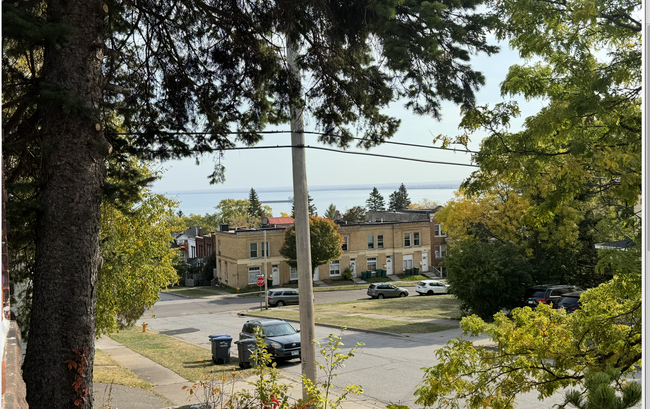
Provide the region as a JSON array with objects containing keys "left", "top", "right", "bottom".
[
  {"left": 209, "top": 334, "right": 232, "bottom": 364},
  {"left": 235, "top": 338, "right": 257, "bottom": 369},
  {"left": 413, "top": 267, "right": 419, "bottom": 275}
]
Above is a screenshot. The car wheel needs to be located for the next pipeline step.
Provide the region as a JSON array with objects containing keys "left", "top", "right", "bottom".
[
  {"left": 276, "top": 300, "right": 285, "bottom": 307},
  {"left": 377, "top": 294, "right": 385, "bottom": 299},
  {"left": 399, "top": 292, "right": 407, "bottom": 297},
  {"left": 427, "top": 290, "right": 434, "bottom": 296}
]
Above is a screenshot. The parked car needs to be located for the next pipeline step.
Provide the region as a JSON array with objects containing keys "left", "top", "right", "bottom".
[
  {"left": 522, "top": 285, "right": 583, "bottom": 308},
  {"left": 415, "top": 280, "right": 449, "bottom": 296},
  {"left": 553, "top": 291, "right": 584, "bottom": 313},
  {"left": 239, "top": 319, "right": 301, "bottom": 360},
  {"left": 267, "top": 288, "right": 299, "bottom": 307},
  {"left": 367, "top": 283, "right": 409, "bottom": 299}
]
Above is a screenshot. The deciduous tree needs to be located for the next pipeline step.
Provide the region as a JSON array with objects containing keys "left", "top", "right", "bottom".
[
  {"left": 280, "top": 217, "right": 343, "bottom": 275},
  {"left": 341, "top": 206, "right": 366, "bottom": 222}
]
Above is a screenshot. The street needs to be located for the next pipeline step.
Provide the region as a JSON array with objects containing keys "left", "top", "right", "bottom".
[{"left": 140, "top": 291, "right": 642, "bottom": 408}]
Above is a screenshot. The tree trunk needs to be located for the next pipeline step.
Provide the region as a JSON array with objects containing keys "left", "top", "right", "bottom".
[{"left": 22, "top": 1, "right": 109, "bottom": 408}]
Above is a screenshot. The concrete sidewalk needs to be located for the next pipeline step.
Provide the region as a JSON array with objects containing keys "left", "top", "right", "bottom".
[{"left": 95, "top": 335, "right": 387, "bottom": 409}]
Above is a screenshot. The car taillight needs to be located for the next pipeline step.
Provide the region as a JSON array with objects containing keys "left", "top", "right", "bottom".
[
  {"left": 569, "top": 306, "right": 581, "bottom": 310},
  {"left": 373, "top": 289, "right": 377, "bottom": 293},
  {"left": 536, "top": 298, "right": 549, "bottom": 303},
  {"left": 268, "top": 296, "right": 273, "bottom": 299},
  {"left": 521, "top": 298, "right": 525, "bottom": 301}
]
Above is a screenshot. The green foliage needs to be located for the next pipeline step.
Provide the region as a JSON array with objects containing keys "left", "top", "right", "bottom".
[
  {"left": 388, "top": 184, "right": 411, "bottom": 210},
  {"left": 445, "top": 240, "right": 532, "bottom": 319},
  {"left": 97, "top": 190, "right": 180, "bottom": 335},
  {"left": 342, "top": 267, "right": 354, "bottom": 281},
  {"left": 341, "top": 206, "right": 366, "bottom": 222},
  {"left": 415, "top": 246, "right": 641, "bottom": 409},
  {"left": 247, "top": 188, "right": 263, "bottom": 218},
  {"left": 366, "top": 187, "right": 385, "bottom": 211},
  {"left": 324, "top": 204, "right": 338, "bottom": 220},
  {"left": 562, "top": 365, "right": 641, "bottom": 409},
  {"left": 279, "top": 216, "right": 343, "bottom": 273}
]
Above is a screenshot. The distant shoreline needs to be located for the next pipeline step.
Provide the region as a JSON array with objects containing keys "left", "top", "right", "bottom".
[{"left": 157, "top": 181, "right": 462, "bottom": 196}]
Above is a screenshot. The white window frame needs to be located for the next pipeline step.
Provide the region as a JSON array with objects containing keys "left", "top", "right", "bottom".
[
  {"left": 368, "top": 235, "right": 375, "bottom": 250},
  {"left": 434, "top": 224, "right": 446, "bottom": 237},
  {"left": 435, "top": 245, "right": 447, "bottom": 259},
  {"left": 404, "top": 232, "right": 411, "bottom": 247},
  {"left": 248, "top": 266, "right": 261, "bottom": 284},
  {"left": 377, "top": 234, "right": 384, "bottom": 249},
  {"left": 342, "top": 236, "right": 348, "bottom": 251},
  {"left": 250, "top": 242, "right": 258, "bottom": 259},
  {"left": 366, "top": 257, "right": 377, "bottom": 272},
  {"left": 290, "top": 267, "right": 298, "bottom": 280},
  {"left": 329, "top": 260, "right": 341, "bottom": 276},
  {"left": 413, "top": 232, "right": 420, "bottom": 246}
]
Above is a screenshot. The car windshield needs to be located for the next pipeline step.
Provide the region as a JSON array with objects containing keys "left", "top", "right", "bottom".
[{"left": 262, "top": 323, "right": 297, "bottom": 337}]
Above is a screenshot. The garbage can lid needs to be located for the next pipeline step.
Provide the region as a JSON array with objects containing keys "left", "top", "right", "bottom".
[{"left": 208, "top": 334, "right": 233, "bottom": 340}]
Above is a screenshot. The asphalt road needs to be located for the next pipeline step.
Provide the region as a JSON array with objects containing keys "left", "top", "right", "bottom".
[{"left": 141, "top": 291, "right": 642, "bottom": 408}]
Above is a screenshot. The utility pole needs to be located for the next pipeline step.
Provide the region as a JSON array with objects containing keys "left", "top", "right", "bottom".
[
  {"left": 287, "top": 34, "right": 317, "bottom": 399},
  {"left": 264, "top": 229, "right": 268, "bottom": 309}
]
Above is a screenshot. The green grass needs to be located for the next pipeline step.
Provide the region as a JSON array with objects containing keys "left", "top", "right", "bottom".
[
  {"left": 397, "top": 274, "right": 430, "bottom": 281},
  {"left": 109, "top": 327, "right": 246, "bottom": 381},
  {"left": 94, "top": 349, "right": 154, "bottom": 389},
  {"left": 250, "top": 295, "right": 461, "bottom": 334}
]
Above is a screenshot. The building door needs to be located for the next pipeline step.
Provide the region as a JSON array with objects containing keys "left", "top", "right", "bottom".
[
  {"left": 272, "top": 265, "right": 280, "bottom": 286},
  {"left": 386, "top": 256, "right": 393, "bottom": 275},
  {"left": 350, "top": 259, "right": 356, "bottom": 277},
  {"left": 403, "top": 254, "right": 413, "bottom": 272},
  {"left": 313, "top": 266, "right": 320, "bottom": 281},
  {"left": 421, "top": 253, "right": 428, "bottom": 272}
]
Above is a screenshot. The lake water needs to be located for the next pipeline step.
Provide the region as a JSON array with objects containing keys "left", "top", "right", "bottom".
[{"left": 160, "top": 183, "right": 460, "bottom": 216}]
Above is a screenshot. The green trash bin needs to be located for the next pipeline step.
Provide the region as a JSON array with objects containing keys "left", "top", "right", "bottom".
[
  {"left": 405, "top": 268, "right": 412, "bottom": 276},
  {"left": 414, "top": 267, "right": 419, "bottom": 275},
  {"left": 361, "top": 271, "right": 368, "bottom": 280}
]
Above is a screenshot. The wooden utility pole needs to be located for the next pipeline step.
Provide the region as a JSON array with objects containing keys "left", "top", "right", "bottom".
[
  {"left": 264, "top": 229, "right": 268, "bottom": 309},
  {"left": 287, "top": 34, "right": 317, "bottom": 398}
]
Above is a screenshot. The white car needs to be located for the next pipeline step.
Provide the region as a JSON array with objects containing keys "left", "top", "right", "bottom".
[{"left": 415, "top": 280, "right": 449, "bottom": 296}]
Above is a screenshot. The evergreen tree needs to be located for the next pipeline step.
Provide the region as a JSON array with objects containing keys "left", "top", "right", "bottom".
[
  {"left": 292, "top": 194, "right": 317, "bottom": 217},
  {"left": 366, "top": 187, "right": 385, "bottom": 211},
  {"left": 247, "top": 188, "right": 263, "bottom": 218},
  {"left": 388, "top": 184, "right": 412, "bottom": 210},
  {"left": 3, "top": 0, "right": 499, "bottom": 405},
  {"left": 342, "top": 206, "right": 366, "bottom": 222},
  {"left": 324, "top": 204, "right": 338, "bottom": 220}
]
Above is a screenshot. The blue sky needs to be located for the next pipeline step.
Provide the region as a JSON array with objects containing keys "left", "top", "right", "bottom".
[{"left": 152, "top": 39, "right": 544, "bottom": 195}]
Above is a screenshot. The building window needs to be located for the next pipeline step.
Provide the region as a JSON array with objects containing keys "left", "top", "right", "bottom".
[
  {"left": 377, "top": 235, "right": 384, "bottom": 249},
  {"left": 413, "top": 232, "right": 420, "bottom": 246},
  {"left": 367, "top": 257, "right": 377, "bottom": 271},
  {"left": 261, "top": 241, "right": 270, "bottom": 257},
  {"left": 342, "top": 236, "right": 348, "bottom": 251},
  {"left": 248, "top": 266, "right": 261, "bottom": 284},
  {"left": 368, "top": 235, "right": 375, "bottom": 250},
  {"left": 191, "top": 246, "right": 196, "bottom": 258},
  {"left": 435, "top": 245, "right": 447, "bottom": 259},
  {"left": 403, "top": 257, "right": 413, "bottom": 270},
  {"left": 434, "top": 224, "right": 446, "bottom": 237},
  {"left": 290, "top": 267, "right": 298, "bottom": 280},
  {"left": 404, "top": 233, "right": 411, "bottom": 247},
  {"left": 250, "top": 242, "right": 258, "bottom": 258},
  {"left": 329, "top": 260, "right": 341, "bottom": 276}
]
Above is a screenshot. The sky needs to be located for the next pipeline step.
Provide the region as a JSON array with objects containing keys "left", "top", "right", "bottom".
[{"left": 151, "top": 39, "right": 545, "bottom": 196}]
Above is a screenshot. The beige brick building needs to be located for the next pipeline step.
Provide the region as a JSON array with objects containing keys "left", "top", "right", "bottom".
[{"left": 214, "top": 219, "right": 432, "bottom": 289}]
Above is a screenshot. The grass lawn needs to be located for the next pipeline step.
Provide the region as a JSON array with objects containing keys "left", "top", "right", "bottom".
[
  {"left": 94, "top": 349, "right": 153, "bottom": 389},
  {"left": 109, "top": 327, "right": 246, "bottom": 382},
  {"left": 251, "top": 295, "right": 461, "bottom": 334}
]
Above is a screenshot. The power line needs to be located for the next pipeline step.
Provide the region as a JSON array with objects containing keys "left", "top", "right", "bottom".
[
  {"left": 170, "top": 144, "right": 477, "bottom": 167},
  {"left": 115, "top": 129, "right": 477, "bottom": 154}
]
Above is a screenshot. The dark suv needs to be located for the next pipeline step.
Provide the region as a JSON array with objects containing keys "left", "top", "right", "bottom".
[
  {"left": 522, "top": 285, "right": 583, "bottom": 308},
  {"left": 239, "top": 319, "right": 301, "bottom": 360},
  {"left": 553, "top": 291, "right": 584, "bottom": 313}
]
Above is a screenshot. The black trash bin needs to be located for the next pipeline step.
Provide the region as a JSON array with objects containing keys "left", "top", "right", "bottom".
[
  {"left": 235, "top": 338, "right": 257, "bottom": 369},
  {"left": 208, "top": 334, "right": 232, "bottom": 364}
]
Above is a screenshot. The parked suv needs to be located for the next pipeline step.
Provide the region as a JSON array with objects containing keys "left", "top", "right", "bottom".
[
  {"left": 553, "top": 291, "right": 584, "bottom": 313},
  {"left": 367, "top": 283, "right": 409, "bottom": 299},
  {"left": 415, "top": 280, "right": 449, "bottom": 296},
  {"left": 267, "top": 288, "right": 299, "bottom": 307},
  {"left": 522, "top": 285, "right": 583, "bottom": 308},
  {"left": 239, "top": 319, "right": 301, "bottom": 360}
]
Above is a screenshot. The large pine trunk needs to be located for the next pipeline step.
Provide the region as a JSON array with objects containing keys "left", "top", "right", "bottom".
[{"left": 22, "top": 1, "right": 109, "bottom": 408}]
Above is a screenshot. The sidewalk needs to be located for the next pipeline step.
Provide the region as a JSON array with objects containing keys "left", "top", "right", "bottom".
[{"left": 95, "top": 335, "right": 387, "bottom": 409}]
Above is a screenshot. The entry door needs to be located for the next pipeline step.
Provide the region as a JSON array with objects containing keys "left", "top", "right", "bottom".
[
  {"left": 350, "top": 259, "right": 356, "bottom": 277},
  {"left": 403, "top": 254, "right": 413, "bottom": 271},
  {"left": 421, "top": 253, "right": 428, "bottom": 272},
  {"left": 272, "top": 265, "right": 280, "bottom": 286},
  {"left": 386, "top": 256, "right": 393, "bottom": 275}
]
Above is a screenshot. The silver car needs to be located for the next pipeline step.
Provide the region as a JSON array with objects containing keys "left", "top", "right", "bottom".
[
  {"left": 415, "top": 280, "right": 449, "bottom": 296},
  {"left": 367, "top": 283, "right": 409, "bottom": 299},
  {"left": 267, "top": 288, "right": 300, "bottom": 307}
]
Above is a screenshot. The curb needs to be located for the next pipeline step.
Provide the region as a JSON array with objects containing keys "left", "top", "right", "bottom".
[{"left": 237, "top": 311, "right": 406, "bottom": 338}]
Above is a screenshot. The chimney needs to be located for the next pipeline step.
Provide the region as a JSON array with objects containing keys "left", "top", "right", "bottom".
[
  {"left": 199, "top": 227, "right": 204, "bottom": 236},
  {"left": 334, "top": 210, "right": 341, "bottom": 221}
]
